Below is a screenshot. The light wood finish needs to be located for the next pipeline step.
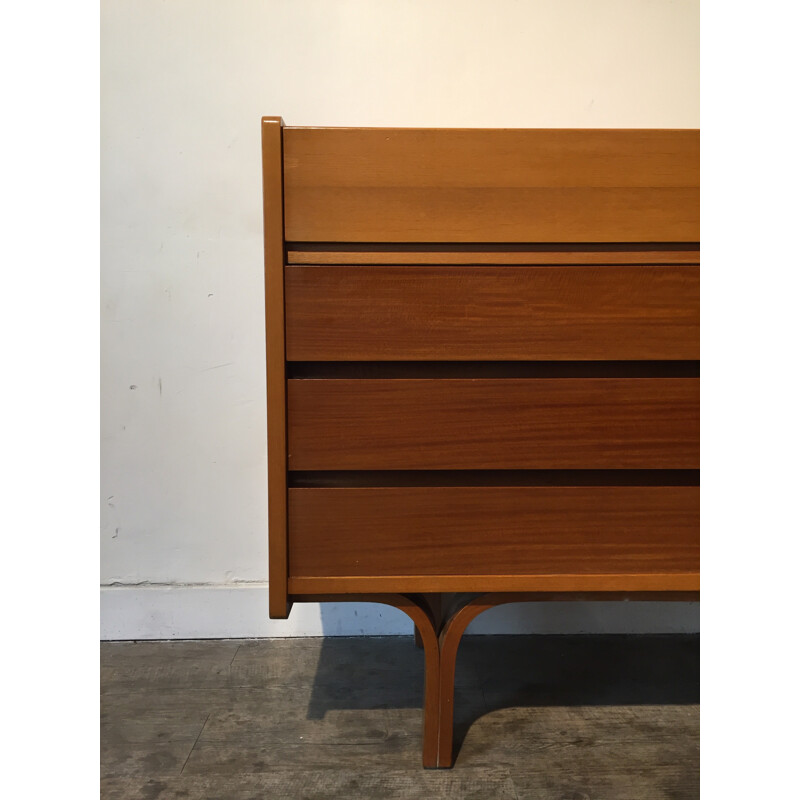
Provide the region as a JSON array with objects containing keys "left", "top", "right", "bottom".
[
  {"left": 283, "top": 128, "right": 699, "bottom": 242},
  {"left": 287, "top": 378, "right": 699, "bottom": 470},
  {"left": 285, "top": 265, "right": 699, "bottom": 361},
  {"left": 262, "top": 117, "right": 290, "bottom": 619},
  {"left": 288, "top": 486, "right": 699, "bottom": 578},
  {"left": 287, "top": 243, "right": 700, "bottom": 265},
  {"left": 288, "top": 573, "right": 700, "bottom": 594}
]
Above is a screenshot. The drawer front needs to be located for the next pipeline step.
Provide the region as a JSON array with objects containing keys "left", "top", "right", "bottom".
[
  {"left": 287, "top": 378, "right": 699, "bottom": 470},
  {"left": 288, "top": 486, "right": 699, "bottom": 578},
  {"left": 285, "top": 265, "right": 699, "bottom": 361},
  {"left": 283, "top": 128, "right": 699, "bottom": 242}
]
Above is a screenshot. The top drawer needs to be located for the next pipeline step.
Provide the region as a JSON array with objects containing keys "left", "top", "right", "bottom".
[
  {"left": 285, "top": 264, "right": 699, "bottom": 361},
  {"left": 283, "top": 128, "right": 699, "bottom": 242}
]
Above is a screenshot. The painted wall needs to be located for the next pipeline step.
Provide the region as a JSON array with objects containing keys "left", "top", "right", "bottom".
[{"left": 101, "top": 0, "right": 700, "bottom": 639}]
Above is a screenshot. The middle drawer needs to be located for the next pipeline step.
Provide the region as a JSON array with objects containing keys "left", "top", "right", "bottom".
[
  {"left": 287, "top": 378, "right": 699, "bottom": 470},
  {"left": 285, "top": 264, "right": 699, "bottom": 361}
]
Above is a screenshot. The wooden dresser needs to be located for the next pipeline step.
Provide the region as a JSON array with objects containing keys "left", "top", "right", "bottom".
[{"left": 261, "top": 119, "right": 699, "bottom": 768}]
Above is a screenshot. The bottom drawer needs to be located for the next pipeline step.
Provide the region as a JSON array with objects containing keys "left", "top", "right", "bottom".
[{"left": 288, "top": 486, "right": 699, "bottom": 591}]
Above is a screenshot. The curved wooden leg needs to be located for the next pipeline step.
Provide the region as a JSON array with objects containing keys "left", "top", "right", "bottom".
[
  {"left": 375, "top": 594, "right": 441, "bottom": 767},
  {"left": 385, "top": 593, "right": 492, "bottom": 768},
  {"left": 414, "top": 625, "right": 424, "bottom": 648},
  {"left": 406, "top": 593, "right": 494, "bottom": 768},
  {"left": 435, "top": 594, "right": 496, "bottom": 768}
]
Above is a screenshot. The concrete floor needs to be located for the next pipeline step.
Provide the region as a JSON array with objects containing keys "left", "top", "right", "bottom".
[{"left": 101, "top": 635, "right": 699, "bottom": 799}]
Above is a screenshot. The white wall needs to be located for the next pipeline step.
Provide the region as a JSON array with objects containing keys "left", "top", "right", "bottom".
[{"left": 101, "top": 0, "right": 700, "bottom": 639}]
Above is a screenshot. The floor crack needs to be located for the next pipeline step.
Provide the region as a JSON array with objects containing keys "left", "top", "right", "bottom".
[{"left": 180, "top": 712, "right": 210, "bottom": 776}]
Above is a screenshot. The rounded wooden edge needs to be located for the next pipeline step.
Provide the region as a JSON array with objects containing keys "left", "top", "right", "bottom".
[{"left": 435, "top": 596, "right": 494, "bottom": 767}]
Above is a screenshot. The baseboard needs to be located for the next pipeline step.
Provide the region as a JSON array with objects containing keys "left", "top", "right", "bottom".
[{"left": 100, "top": 583, "right": 699, "bottom": 640}]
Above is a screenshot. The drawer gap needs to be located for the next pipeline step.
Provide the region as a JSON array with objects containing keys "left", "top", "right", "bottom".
[
  {"left": 286, "top": 242, "right": 700, "bottom": 265},
  {"left": 288, "top": 361, "right": 700, "bottom": 379},
  {"left": 289, "top": 469, "right": 700, "bottom": 488}
]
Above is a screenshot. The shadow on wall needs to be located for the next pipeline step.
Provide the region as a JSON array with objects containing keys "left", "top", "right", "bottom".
[{"left": 308, "top": 601, "right": 699, "bottom": 757}]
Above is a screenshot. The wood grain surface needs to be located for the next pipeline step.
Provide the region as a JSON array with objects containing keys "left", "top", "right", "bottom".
[
  {"left": 287, "top": 573, "right": 700, "bottom": 594},
  {"left": 288, "top": 486, "right": 699, "bottom": 578},
  {"left": 287, "top": 378, "right": 699, "bottom": 470},
  {"left": 285, "top": 265, "right": 699, "bottom": 361},
  {"left": 261, "top": 116, "right": 290, "bottom": 619},
  {"left": 283, "top": 128, "right": 699, "bottom": 242},
  {"left": 287, "top": 243, "right": 700, "bottom": 265}
]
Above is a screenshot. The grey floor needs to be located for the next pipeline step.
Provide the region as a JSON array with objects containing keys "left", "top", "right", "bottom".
[{"left": 101, "top": 635, "right": 699, "bottom": 800}]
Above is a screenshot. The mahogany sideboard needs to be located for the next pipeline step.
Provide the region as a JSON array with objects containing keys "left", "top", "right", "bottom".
[{"left": 261, "top": 118, "right": 699, "bottom": 768}]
